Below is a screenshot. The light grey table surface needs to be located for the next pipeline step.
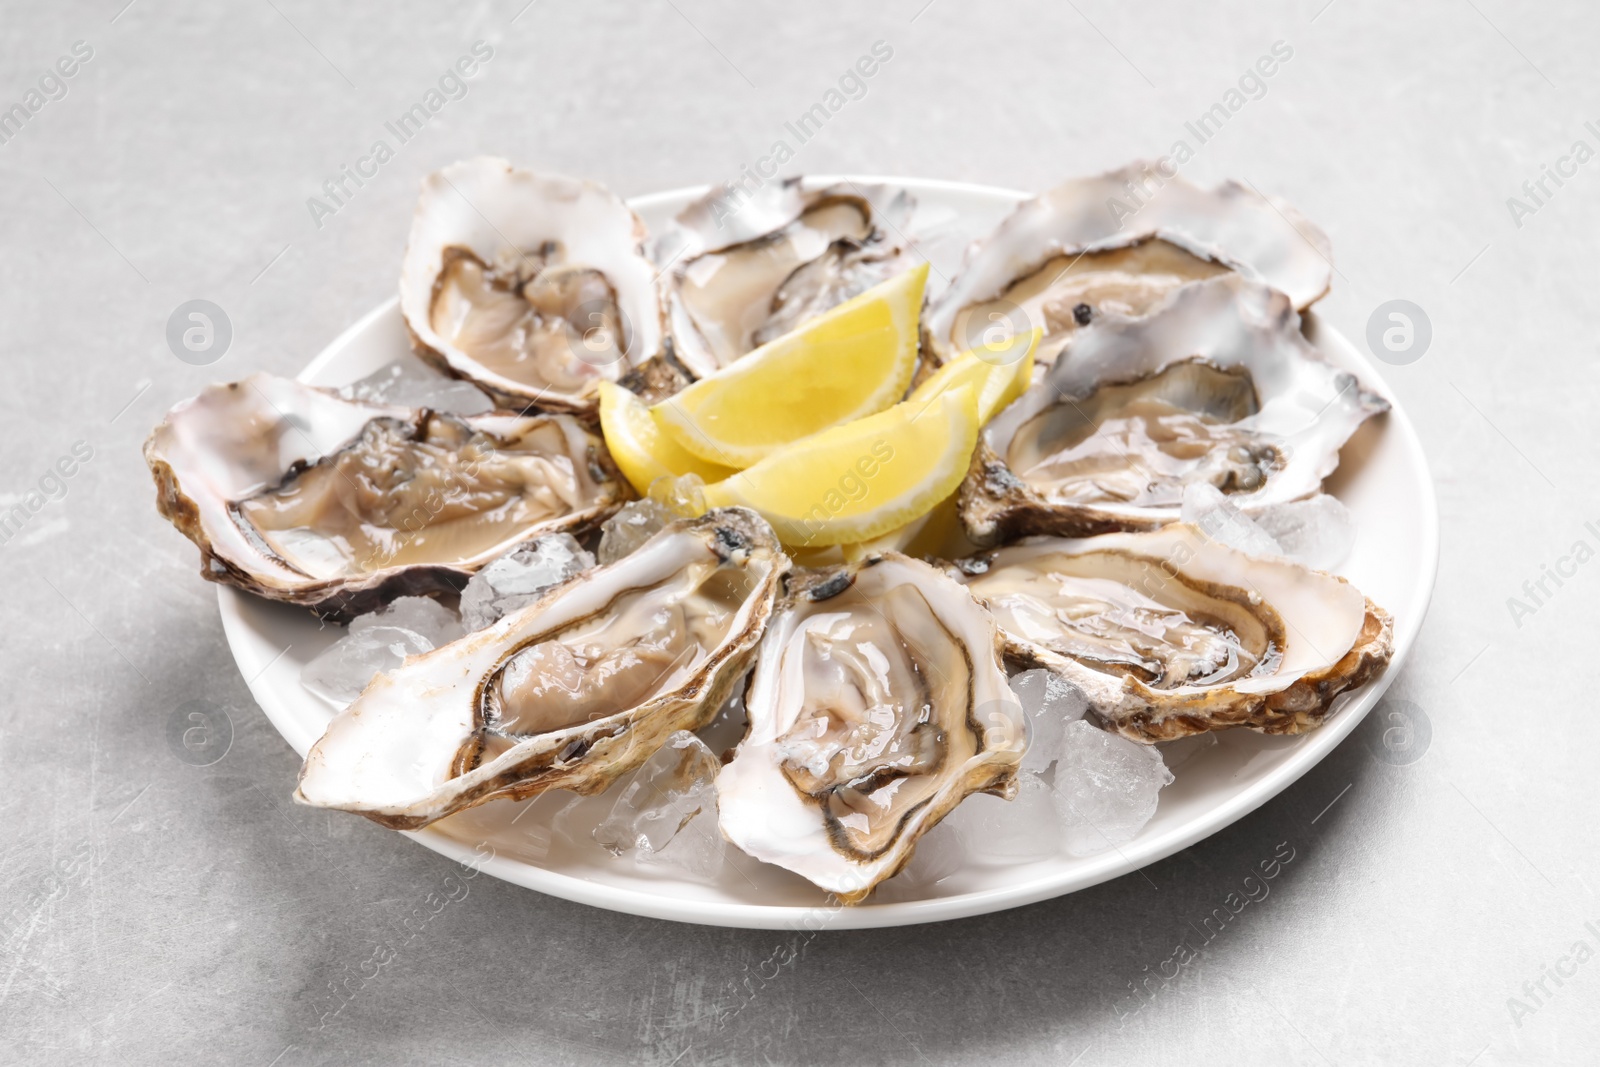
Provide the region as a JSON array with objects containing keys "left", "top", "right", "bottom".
[{"left": 3, "top": 1, "right": 1595, "bottom": 1063}]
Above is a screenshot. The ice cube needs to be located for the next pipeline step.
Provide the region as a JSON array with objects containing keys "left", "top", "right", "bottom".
[
  {"left": 1181, "top": 483, "right": 1281, "bottom": 557},
  {"left": 648, "top": 473, "right": 709, "bottom": 519},
  {"left": 459, "top": 534, "right": 594, "bottom": 631},
  {"left": 1253, "top": 494, "right": 1356, "bottom": 571},
  {"left": 360, "top": 594, "right": 462, "bottom": 644},
  {"left": 300, "top": 596, "right": 464, "bottom": 705},
  {"left": 597, "top": 498, "right": 673, "bottom": 564},
  {"left": 637, "top": 810, "right": 727, "bottom": 879},
  {"left": 1052, "top": 721, "right": 1173, "bottom": 857},
  {"left": 1183, "top": 485, "right": 1356, "bottom": 570},
  {"left": 938, "top": 771, "right": 1062, "bottom": 863},
  {"left": 594, "top": 731, "right": 721, "bottom": 857},
  {"left": 1010, "top": 669, "right": 1088, "bottom": 775},
  {"left": 337, "top": 352, "right": 496, "bottom": 414}
]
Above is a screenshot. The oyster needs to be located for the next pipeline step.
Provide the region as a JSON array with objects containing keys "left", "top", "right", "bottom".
[
  {"left": 955, "top": 525, "right": 1392, "bottom": 742},
  {"left": 144, "top": 373, "right": 625, "bottom": 619},
  {"left": 923, "top": 162, "right": 1333, "bottom": 368},
  {"left": 961, "top": 275, "right": 1387, "bottom": 545},
  {"left": 399, "top": 157, "right": 667, "bottom": 414},
  {"left": 658, "top": 178, "right": 917, "bottom": 378},
  {"left": 717, "top": 554, "right": 1025, "bottom": 903},
  {"left": 295, "top": 509, "right": 788, "bottom": 829}
]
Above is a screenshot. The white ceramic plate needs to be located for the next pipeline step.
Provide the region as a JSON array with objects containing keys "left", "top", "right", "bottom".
[{"left": 219, "top": 177, "right": 1438, "bottom": 930}]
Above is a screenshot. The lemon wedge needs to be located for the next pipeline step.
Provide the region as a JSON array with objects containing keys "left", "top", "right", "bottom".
[
  {"left": 596, "top": 381, "right": 736, "bottom": 495},
  {"left": 654, "top": 263, "right": 929, "bottom": 468},
  {"left": 908, "top": 328, "right": 1038, "bottom": 424},
  {"left": 702, "top": 384, "right": 980, "bottom": 546}
]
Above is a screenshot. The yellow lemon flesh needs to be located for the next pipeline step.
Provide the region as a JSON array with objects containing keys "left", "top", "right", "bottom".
[
  {"left": 596, "top": 381, "right": 736, "bottom": 495},
  {"left": 908, "top": 327, "right": 1038, "bottom": 424},
  {"left": 812, "top": 330, "right": 1035, "bottom": 557},
  {"left": 654, "top": 263, "right": 929, "bottom": 468},
  {"left": 702, "top": 384, "right": 980, "bottom": 547}
]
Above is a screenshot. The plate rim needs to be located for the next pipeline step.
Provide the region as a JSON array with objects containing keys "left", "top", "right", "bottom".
[{"left": 221, "top": 175, "right": 1440, "bottom": 930}]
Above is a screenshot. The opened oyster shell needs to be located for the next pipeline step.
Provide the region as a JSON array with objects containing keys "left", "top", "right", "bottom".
[
  {"left": 923, "top": 163, "right": 1333, "bottom": 369},
  {"left": 955, "top": 525, "right": 1392, "bottom": 742},
  {"left": 399, "top": 157, "right": 667, "bottom": 414},
  {"left": 658, "top": 178, "right": 917, "bottom": 379},
  {"left": 144, "top": 373, "right": 625, "bottom": 619},
  {"left": 960, "top": 275, "right": 1387, "bottom": 545},
  {"left": 717, "top": 553, "right": 1026, "bottom": 903},
  {"left": 296, "top": 509, "right": 788, "bottom": 829}
]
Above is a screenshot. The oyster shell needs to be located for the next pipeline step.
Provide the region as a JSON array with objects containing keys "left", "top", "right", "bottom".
[
  {"left": 923, "top": 162, "right": 1333, "bottom": 369},
  {"left": 658, "top": 178, "right": 917, "bottom": 378},
  {"left": 954, "top": 525, "right": 1392, "bottom": 742},
  {"left": 295, "top": 509, "right": 788, "bottom": 829},
  {"left": 717, "top": 553, "right": 1025, "bottom": 903},
  {"left": 399, "top": 157, "right": 668, "bottom": 414},
  {"left": 144, "top": 373, "right": 626, "bottom": 619},
  {"left": 960, "top": 275, "right": 1388, "bottom": 546}
]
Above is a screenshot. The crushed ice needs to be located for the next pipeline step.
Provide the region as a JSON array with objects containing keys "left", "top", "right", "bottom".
[
  {"left": 597, "top": 497, "right": 673, "bottom": 564},
  {"left": 1053, "top": 721, "right": 1173, "bottom": 856},
  {"left": 459, "top": 533, "right": 593, "bottom": 631},
  {"left": 914, "top": 668, "right": 1173, "bottom": 876},
  {"left": 300, "top": 534, "right": 593, "bottom": 706},
  {"left": 1252, "top": 493, "right": 1357, "bottom": 571},
  {"left": 300, "top": 596, "right": 465, "bottom": 705},
  {"left": 1181, "top": 483, "right": 1355, "bottom": 570},
  {"left": 338, "top": 352, "right": 496, "bottom": 414},
  {"left": 1181, "top": 483, "right": 1280, "bottom": 557},
  {"left": 1010, "top": 668, "right": 1088, "bottom": 776},
  {"left": 593, "top": 730, "right": 726, "bottom": 878}
]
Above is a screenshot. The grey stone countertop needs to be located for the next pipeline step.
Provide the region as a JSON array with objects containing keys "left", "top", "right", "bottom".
[{"left": 3, "top": 1, "right": 1596, "bottom": 1063}]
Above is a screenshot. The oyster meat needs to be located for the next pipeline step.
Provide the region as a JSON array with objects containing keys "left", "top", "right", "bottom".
[
  {"left": 717, "top": 554, "right": 1026, "bottom": 903},
  {"left": 400, "top": 157, "right": 668, "bottom": 414},
  {"left": 145, "top": 373, "right": 626, "bottom": 619},
  {"left": 923, "top": 162, "right": 1333, "bottom": 369},
  {"left": 961, "top": 275, "right": 1388, "bottom": 545},
  {"left": 296, "top": 509, "right": 788, "bottom": 829},
  {"left": 955, "top": 525, "right": 1393, "bottom": 742},
  {"left": 658, "top": 179, "right": 917, "bottom": 378}
]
